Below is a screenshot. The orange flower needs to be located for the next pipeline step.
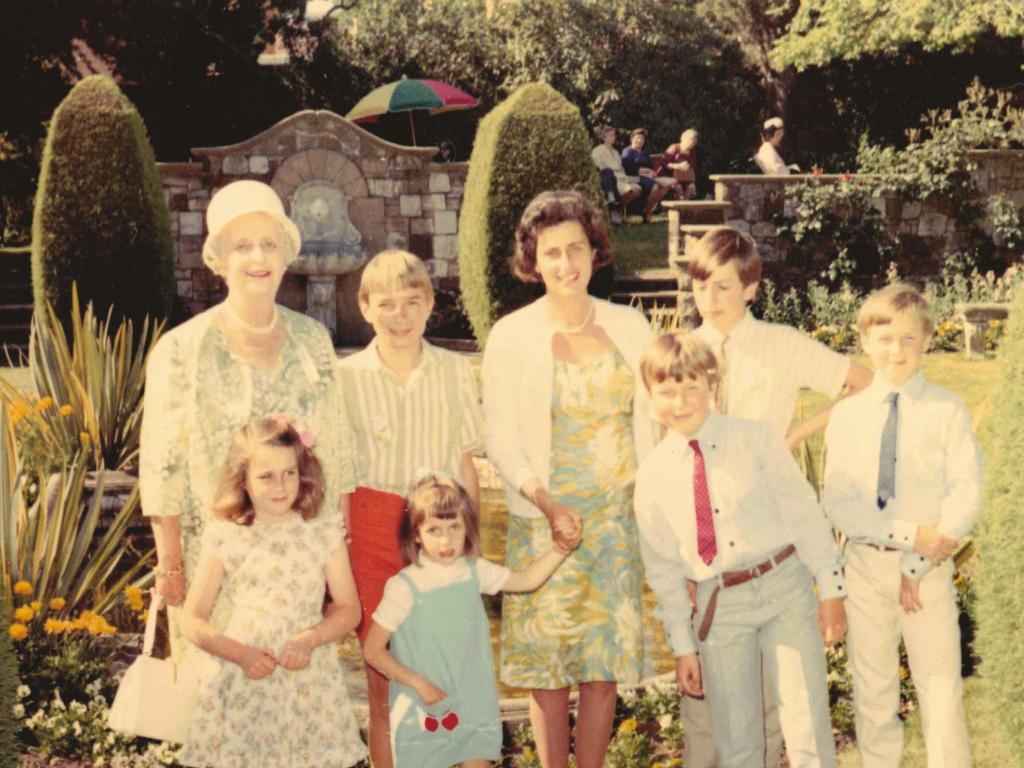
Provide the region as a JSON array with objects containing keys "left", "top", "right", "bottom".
[
  {"left": 44, "top": 618, "right": 67, "bottom": 635},
  {"left": 49, "top": 597, "right": 66, "bottom": 611},
  {"left": 13, "top": 581, "right": 32, "bottom": 596},
  {"left": 13, "top": 606, "right": 34, "bottom": 622},
  {"left": 35, "top": 397, "right": 54, "bottom": 411},
  {"left": 8, "top": 623, "right": 28, "bottom": 641}
]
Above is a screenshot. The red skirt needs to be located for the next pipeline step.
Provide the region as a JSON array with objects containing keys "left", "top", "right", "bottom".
[{"left": 349, "top": 486, "right": 406, "bottom": 641}]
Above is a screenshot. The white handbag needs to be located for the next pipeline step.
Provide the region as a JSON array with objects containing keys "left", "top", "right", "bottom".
[{"left": 107, "top": 593, "right": 201, "bottom": 743}]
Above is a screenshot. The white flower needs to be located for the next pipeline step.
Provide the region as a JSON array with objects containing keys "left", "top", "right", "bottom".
[
  {"left": 52, "top": 689, "right": 66, "bottom": 710},
  {"left": 16, "top": 684, "right": 30, "bottom": 699},
  {"left": 70, "top": 700, "right": 87, "bottom": 715},
  {"left": 72, "top": 720, "right": 83, "bottom": 736},
  {"left": 659, "top": 713, "right": 673, "bottom": 730},
  {"left": 12, "top": 704, "right": 24, "bottom": 718}
]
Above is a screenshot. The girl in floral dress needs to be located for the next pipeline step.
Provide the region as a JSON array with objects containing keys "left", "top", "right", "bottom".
[
  {"left": 178, "top": 416, "right": 366, "bottom": 768},
  {"left": 362, "top": 473, "right": 571, "bottom": 768}
]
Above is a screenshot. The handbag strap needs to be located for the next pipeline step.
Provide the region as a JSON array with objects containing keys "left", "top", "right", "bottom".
[{"left": 143, "top": 592, "right": 163, "bottom": 657}]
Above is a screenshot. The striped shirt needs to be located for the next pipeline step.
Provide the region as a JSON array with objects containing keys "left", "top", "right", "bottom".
[{"left": 337, "top": 340, "right": 483, "bottom": 495}]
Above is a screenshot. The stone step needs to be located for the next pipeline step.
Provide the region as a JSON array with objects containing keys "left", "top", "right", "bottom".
[
  {"left": 679, "top": 224, "right": 732, "bottom": 238},
  {"left": 610, "top": 289, "right": 681, "bottom": 313},
  {"left": 663, "top": 200, "right": 732, "bottom": 224},
  {"left": 0, "top": 249, "right": 33, "bottom": 351},
  {"left": 613, "top": 268, "right": 678, "bottom": 294}
]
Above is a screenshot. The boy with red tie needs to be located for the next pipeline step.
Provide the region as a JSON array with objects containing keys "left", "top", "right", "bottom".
[{"left": 634, "top": 333, "right": 847, "bottom": 768}]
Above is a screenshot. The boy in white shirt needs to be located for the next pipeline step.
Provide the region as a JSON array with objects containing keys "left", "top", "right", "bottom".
[
  {"left": 823, "top": 284, "right": 981, "bottom": 768},
  {"left": 635, "top": 332, "right": 847, "bottom": 768},
  {"left": 686, "top": 226, "right": 871, "bottom": 768}
]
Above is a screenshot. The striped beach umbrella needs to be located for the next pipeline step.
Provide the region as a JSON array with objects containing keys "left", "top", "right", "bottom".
[{"left": 346, "top": 77, "right": 478, "bottom": 145}]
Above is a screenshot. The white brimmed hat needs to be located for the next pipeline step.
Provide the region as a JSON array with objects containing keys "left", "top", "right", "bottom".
[
  {"left": 201, "top": 180, "right": 302, "bottom": 274},
  {"left": 763, "top": 117, "right": 784, "bottom": 130}
]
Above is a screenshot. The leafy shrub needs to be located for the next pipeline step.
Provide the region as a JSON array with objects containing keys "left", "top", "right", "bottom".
[
  {"left": 974, "top": 286, "right": 1024, "bottom": 754},
  {"left": 458, "top": 81, "right": 605, "bottom": 344},
  {"left": 0, "top": 586, "right": 18, "bottom": 768},
  {"left": 0, "top": 287, "right": 163, "bottom": 476},
  {"left": 31, "top": 75, "right": 175, "bottom": 335}
]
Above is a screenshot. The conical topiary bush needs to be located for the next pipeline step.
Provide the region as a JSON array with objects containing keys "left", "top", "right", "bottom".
[{"left": 31, "top": 74, "right": 175, "bottom": 335}]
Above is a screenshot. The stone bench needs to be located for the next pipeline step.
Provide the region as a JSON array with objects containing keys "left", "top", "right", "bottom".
[{"left": 955, "top": 302, "right": 1010, "bottom": 358}]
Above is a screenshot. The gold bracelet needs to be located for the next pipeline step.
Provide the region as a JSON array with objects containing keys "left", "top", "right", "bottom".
[{"left": 155, "top": 564, "right": 184, "bottom": 578}]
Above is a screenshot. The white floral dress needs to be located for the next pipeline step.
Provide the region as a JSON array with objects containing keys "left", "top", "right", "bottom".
[
  {"left": 138, "top": 305, "right": 355, "bottom": 649},
  {"left": 179, "top": 516, "right": 366, "bottom": 768}
]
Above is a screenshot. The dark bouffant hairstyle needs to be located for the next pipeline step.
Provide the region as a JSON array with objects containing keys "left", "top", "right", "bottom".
[
  {"left": 399, "top": 473, "right": 481, "bottom": 566},
  {"left": 212, "top": 415, "right": 325, "bottom": 526},
  {"left": 511, "top": 190, "right": 613, "bottom": 283}
]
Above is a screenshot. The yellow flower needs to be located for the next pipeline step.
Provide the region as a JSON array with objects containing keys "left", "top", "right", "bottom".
[
  {"left": 48, "top": 597, "right": 66, "bottom": 611},
  {"left": 59, "top": 404, "right": 73, "bottom": 416},
  {"left": 10, "top": 403, "right": 28, "bottom": 426},
  {"left": 125, "top": 585, "right": 144, "bottom": 612},
  {"left": 13, "top": 606, "right": 34, "bottom": 622},
  {"left": 30, "top": 600, "right": 42, "bottom": 612},
  {"left": 79, "top": 432, "right": 91, "bottom": 445},
  {"left": 74, "top": 610, "right": 117, "bottom": 636},
  {"left": 44, "top": 619, "right": 67, "bottom": 635},
  {"left": 990, "top": 319, "right": 999, "bottom": 327},
  {"left": 618, "top": 717, "right": 638, "bottom": 734},
  {"left": 521, "top": 747, "right": 535, "bottom": 760},
  {"left": 138, "top": 609, "right": 149, "bottom": 623},
  {"left": 8, "top": 623, "right": 28, "bottom": 641},
  {"left": 35, "top": 397, "right": 54, "bottom": 411},
  {"left": 13, "top": 581, "right": 32, "bottom": 596},
  {"left": 899, "top": 665, "right": 908, "bottom": 679}
]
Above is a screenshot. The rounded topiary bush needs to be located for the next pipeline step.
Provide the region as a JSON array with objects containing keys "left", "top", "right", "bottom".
[
  {"left": 458, "top": 81, "right": 606, "bottom": 345},
  {"left": 974, "top": 287, "right": 1024, "bottom": 753},
  {"left": 32, "top": 75, "right": 175, "bottom": 332}
]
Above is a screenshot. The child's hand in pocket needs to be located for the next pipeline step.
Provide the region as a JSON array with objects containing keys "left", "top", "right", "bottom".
[
  {"left": 239, "top": 646, "right": 277, "bottom": 679},
  {"left": 900, "top": 573, "right": 923, "bottom": 613},
  {"left": 413, "top": 676, "right": 446, "bottom": 706},
  {"left": 279, "top": 631, "right": 315, "bottom": 671}
]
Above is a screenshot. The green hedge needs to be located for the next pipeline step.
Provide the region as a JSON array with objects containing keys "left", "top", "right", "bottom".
[
  {"left": 975, "top": 287, "right": 1024, "bottom": 754},
  {"left": 457, "top": 81, "right": 606, "bottom": 345},
  {"left": 31, "top": 75, "right": 175, "bottom": 333}
]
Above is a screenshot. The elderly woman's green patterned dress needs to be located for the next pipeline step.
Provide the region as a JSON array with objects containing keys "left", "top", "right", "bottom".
[
  {"left": 139, "top": 305, "right": 354, "bottom": 653},
  {"left": 500, "top": 346, "right": 644, "bottom": 688}
]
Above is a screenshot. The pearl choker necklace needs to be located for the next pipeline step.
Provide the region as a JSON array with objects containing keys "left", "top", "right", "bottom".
[
  {"left": 551, "top": 300, "right": 595, "bottom": 334},
  {"left": 222, "top": 303, "right": 278, "bottom": 335}
]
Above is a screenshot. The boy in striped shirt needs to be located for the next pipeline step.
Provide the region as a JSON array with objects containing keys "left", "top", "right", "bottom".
[{"left": 338, "top": 249, "right": 484, "bottom": 768}]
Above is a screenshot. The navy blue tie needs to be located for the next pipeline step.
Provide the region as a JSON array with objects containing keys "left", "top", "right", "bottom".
[{"left": 877, "top": 392, "right": 899, "bottom": 508}]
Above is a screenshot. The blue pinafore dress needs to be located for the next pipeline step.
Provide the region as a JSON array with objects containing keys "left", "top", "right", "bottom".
[{"left": 388, "top": 559, "right": 502, "bottom": 768}]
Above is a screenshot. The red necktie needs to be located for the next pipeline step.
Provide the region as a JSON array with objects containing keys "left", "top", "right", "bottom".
[{"left": 689, "top": 439, "right": 717, "bottom": 565}]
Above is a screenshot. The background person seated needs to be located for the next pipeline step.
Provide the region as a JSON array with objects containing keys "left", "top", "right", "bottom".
[
  {"left": 620, "top": 128, "right": 673, "bottom": 222},
  {"left": 660, "top": 128, "right": 700, "bottom": 200},
  {"left": 591, "top": 125, "right": 641, "bottom": 224},
  {"left": 754, "top": 117, "right": 800, "bottom": 174}
]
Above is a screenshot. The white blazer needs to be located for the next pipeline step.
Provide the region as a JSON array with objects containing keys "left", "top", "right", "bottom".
[{"left": 482, "top": 296, "right": 658, "bottom": 519}]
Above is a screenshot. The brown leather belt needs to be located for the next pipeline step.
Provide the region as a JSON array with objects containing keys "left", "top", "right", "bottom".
[
  {"left": 869, "top": 544, "right": 899, "bottom": 552},
  {"left": 697, "top": 544, "right": 797, "bottom": 642}
]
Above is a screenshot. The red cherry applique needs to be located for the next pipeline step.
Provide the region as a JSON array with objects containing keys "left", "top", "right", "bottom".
[
  {"left": 441, "top": 711, "right": 459, "bottom": 731},
  {"left": 423, "top": 715, "right": 439, "bottom": 732}
]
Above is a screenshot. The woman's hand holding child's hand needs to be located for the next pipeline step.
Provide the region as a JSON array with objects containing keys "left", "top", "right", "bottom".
[
  {"left": 817, "top": 598, "right": 847, "bottom": 647},
  {"left": 239, "top": 646, "right": 277, "bottom": 679},
  {"left": 548, "top": 502, "right": 582, "bottom": 552},
  {"left": 413, "top": 676, "right": 446, "bottom": 706},
  {"left": 279, "top": 631, "right": 315, "bottom": 671}
]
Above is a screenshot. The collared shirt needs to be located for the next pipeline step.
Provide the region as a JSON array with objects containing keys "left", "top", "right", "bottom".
[
  {"left": 337, "top": 339, "right": 483, "bottom": 495},
  {"left": 754, "top": 141, "right": 790, "bottom": 175},
  {"left": 823, "top": 371, "right": 983, "bottom": 579},
  {"left": 372, "top": 555, "right": 510, "bottom": 632},
  {"left": 693, "top": 311, "right": 850, "bottom": 437},
  {"left": 634, "top": 413, "right": 846, "bottom": 657},
  {"left": 482, "top": 296, "right": 659, "bottom": 518}
]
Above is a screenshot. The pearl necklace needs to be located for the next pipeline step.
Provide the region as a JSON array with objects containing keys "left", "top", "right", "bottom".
[
  {"left": 222, "top": 302, "right": 278, "bottom": 335},
  {"left": 551, "top": 300, "right": 595, "bottom": 334}
]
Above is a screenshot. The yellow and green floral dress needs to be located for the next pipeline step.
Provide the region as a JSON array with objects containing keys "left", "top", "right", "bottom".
[{"left": 500, "top": 346, "right": 644, "bottom": 688}]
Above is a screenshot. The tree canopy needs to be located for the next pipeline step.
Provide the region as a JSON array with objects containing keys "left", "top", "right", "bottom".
[{"left": 772, "top": 0, "right": 1024, "bottom": 70}]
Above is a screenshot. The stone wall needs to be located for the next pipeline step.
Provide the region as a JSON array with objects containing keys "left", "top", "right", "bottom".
[
  {"left": 158, "top": 110, "right": 468, "bottom": 345},
  {"left": 708, "top": 149, "right": 1024, "bottom": 264}
]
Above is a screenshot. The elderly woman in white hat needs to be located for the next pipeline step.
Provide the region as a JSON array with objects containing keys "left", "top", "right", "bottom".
[
  {"left": 754, "top": 117, "right": 799, "bottom": 175},
  {"left": 139, "top": 180, "right": 355, "bottom": 652}
]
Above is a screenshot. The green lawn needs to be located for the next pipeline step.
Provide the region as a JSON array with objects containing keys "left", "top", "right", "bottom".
[{"left": 610, "top": 214, "right": 669, "bottom": 274}]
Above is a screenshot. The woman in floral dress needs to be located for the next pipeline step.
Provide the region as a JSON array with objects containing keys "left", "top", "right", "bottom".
[
  {"left": 139, "top": 180, "right": 354, "bottom": 651},
  {"left": 482, "top": 190, "right": 658, "bottom": 768}
]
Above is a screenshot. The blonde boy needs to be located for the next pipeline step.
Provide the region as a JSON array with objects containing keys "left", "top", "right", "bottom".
[
  {"left": 823, "top": 284, "right": 980, "bottom": 768},
  {"left": 634, "top": 333, "right": 846, "bottom": 768},
  {"left": 686, "top": 227, "right": 871, "bottom": 767},
  {"left": 337, "top": 249, "right": 484, "bottom": 768}
]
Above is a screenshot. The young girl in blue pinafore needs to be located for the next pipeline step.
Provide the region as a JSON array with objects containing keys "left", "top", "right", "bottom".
[
  {"left": 178, "top": 416, "right": 366, "bottom": 768},
  {"left": 363, "top": 473, "right": 572, "bottom": 768}
]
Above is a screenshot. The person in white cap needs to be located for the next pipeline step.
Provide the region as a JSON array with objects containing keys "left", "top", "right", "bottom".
[
  {"left": 754, "top": 117, "right": 799, "bottom": 175},
  {"left": 139, "top": 180, "right": 357, "bottom": 655}
]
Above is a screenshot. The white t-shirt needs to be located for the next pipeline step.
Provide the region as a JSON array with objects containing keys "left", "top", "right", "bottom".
[{"left": 372, "top": 556, "right": 511, "bottom": 632}]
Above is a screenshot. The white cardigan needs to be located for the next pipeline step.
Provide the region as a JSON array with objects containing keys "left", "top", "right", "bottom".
[{"left": 482, "top": 296, "right": 658, "bottom": 519}]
